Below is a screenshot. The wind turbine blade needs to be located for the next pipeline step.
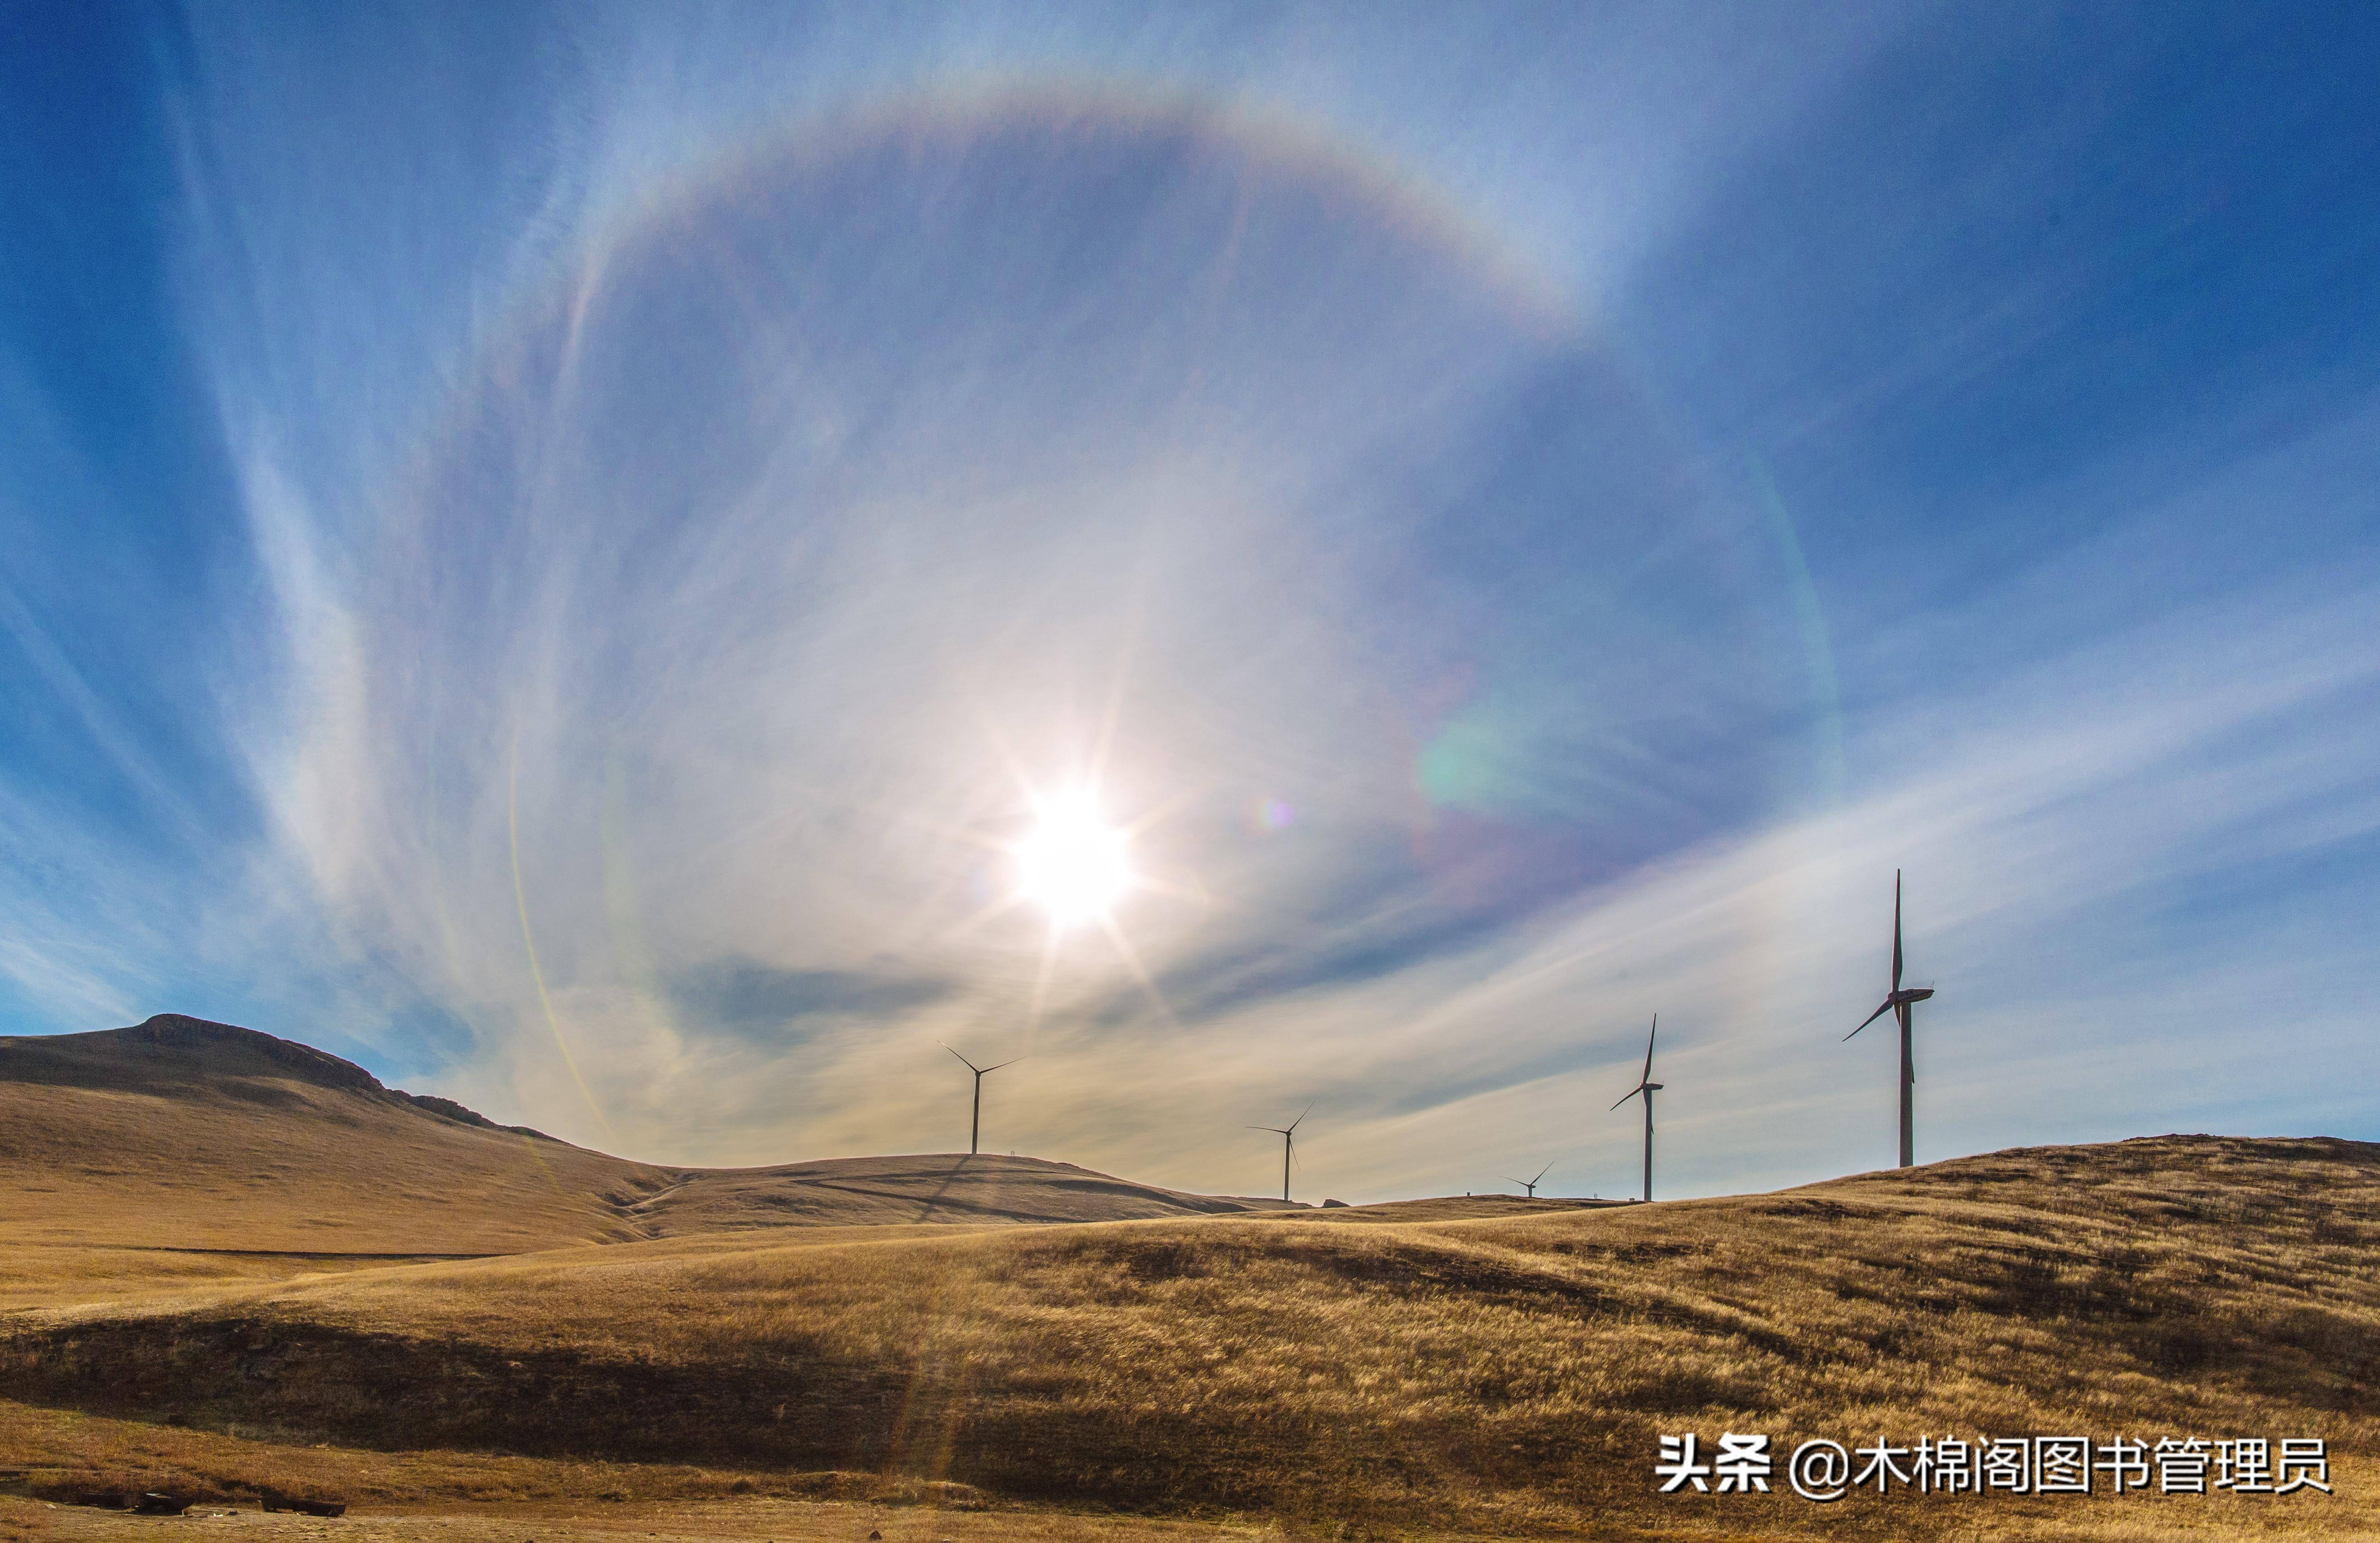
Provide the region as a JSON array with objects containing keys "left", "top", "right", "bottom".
[
  {"left": 1610, "top": 1085, "right": 1645, "bottom": 1112},
  {"left": 982, "top": 1057, "right": 1024, "bottom": 1074},
  {"left": 941, "top": 1043, "right": 980, "bottom": 1073},
  {"left": 1287, "top": 1103, "right": 1313, "bottom": 1133},
  {"left": 1532, "top": 1161, "right": 1554, "bottom": 1185},
  {"left": 1892, "top": 870, "right": 1904, "bottom": 994},
  {"left": 1845, "top": 1000, "right": 1893, "bottom": 1040},
  {"left": 1642, "top": 1014, "right": 1658, "bottom": 1083}
]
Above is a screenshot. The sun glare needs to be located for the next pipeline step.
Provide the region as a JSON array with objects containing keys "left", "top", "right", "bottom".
[{"left": 1014, "top": 789, "right": 1132, "bottom": 929}]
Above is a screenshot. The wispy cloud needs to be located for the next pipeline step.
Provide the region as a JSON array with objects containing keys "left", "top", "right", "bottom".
[{"left": 2, "top": 5, "right": 2372, "bottom": 1203}]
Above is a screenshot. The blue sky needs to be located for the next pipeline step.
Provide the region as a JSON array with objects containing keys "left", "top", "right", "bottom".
[{"left": 2, "top": 1, "right": 2374, "bottom": 1202}]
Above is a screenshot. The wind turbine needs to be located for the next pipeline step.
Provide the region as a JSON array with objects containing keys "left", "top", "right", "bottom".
[
  {"left": 1500, "top": 1161, "right": 1554, "bottom": 1198},
  {"left": 942, "top": 1044, "right": 1022, "bottom": 1156},
  {"left": 1845, "top": 869, "right": 1937, "bottom": 1168},
  {"left": 1609, "top": 1015, "right": 1662, "bottom": 1203},
  {"left": 1247, "top": 1105, "right": 1310, "bottom": 1203}
]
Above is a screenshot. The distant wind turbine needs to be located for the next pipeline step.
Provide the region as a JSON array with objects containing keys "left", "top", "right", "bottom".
[
  {"left": 942, "top": 1044, "right": 1022, "bottom": 1156},
  {"left": 1247, "top": 1105, "right": 1311, "bottom": 1203},
  {"left": 1609, "top": 1015, "right": 1663, "bottom": 1203},
  {"left": 1500, "top": 1161, "right": 1554, "bottom": 1198},
  {"left": 1844, "top": 869, "right": 1937, "bottom": 1168}
]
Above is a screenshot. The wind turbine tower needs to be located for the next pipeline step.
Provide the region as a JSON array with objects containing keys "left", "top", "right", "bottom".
[
  {"left": 1248, "top": 1105, "right": 1310, "bottom": 1203},
  {"left": 1844, "top": 869, "right": 1938, "bottom": 1168},
  {"left": 1610, "top": 1015, "right": 1663, "bottom": 1203},
  {"left": 942, "top": 1044, "right": 1022, "bottom": 1156}
]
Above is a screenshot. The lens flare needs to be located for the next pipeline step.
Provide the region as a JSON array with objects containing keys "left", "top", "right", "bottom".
[{"left": 1014, "top": 788, "right": 1132, "bottom": 928}]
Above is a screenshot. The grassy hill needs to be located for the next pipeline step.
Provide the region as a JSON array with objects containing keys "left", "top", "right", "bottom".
[
  {"left": 0, "top": 1015, "right": 666, "bottom": 1259},
  {"left": 3, "top": 1019, "right": 2375, "bottom": 1539},
  {"left": 0, "top": 1015, "right": 1289, "bottom": 1259}
]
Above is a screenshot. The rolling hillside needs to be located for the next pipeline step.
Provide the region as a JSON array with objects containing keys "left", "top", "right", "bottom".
[
  {"left": 5, "top": 1018, "right": 2375, "bottom": 1539},
  {"left": 6, "top": 1128, "right": 2377, "bottom": 1538},
  {"left": 0, "top": 1014, "right": 1290, "bottom": 1295}
]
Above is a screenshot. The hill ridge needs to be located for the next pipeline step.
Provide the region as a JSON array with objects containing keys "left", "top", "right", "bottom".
[
  {"left": 0, "top": 1013, "right": 556, "bottom": 1140},
  {"left": 0, "top": 1014, "right": 1292, "bottom": 1255},
  {"left": 4, "top": 1132, "right": 2373, "bottom": 1540}
]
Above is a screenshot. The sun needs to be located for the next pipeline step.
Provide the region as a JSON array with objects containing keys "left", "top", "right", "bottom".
[{"left": 1013, "top": 787, "right": 1132, "bottom": 929}]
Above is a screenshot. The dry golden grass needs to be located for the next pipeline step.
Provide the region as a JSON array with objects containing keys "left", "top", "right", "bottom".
[
  {"left": 0, "top": 1406, "right": 1235, "bottom": 1543},
  {"left": 0, "top": 1248, "right": 404, "bottom": 1317},
  {"left": 613, "top": 1156, "right": 1296, "bottom": 1234},
  {"left": 0, "top": 1024, "right": 669, "bottom": 1255},
  {"left": 0, "top": 1067, "right": 658, "bottom": 1254},
  {"left": 1, "top": 1485, "right": 1293, "bottom": 1543},
  {"left": 1274, "top": 1197, "right": 1625, "bottom": 1225},
  {"left": 9, "top": 1021, "right": 2374, "bottom": 1537},
  {"left": 8, "top": 1135, "right": 2375, "bottom": 1539},
  {"left": 0, "top": 1018, "right": 1293, "bottom": 1260},
  {"left": 0, "top": 1397, "right": 990, "bottom": 1510}
]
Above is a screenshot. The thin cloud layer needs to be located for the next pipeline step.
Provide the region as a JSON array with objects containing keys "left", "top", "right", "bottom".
[
  {"left": 257, "top": 101, "right": 1813, "bottom": 1162},
  {"left": 1, "top": 5, "right": 2373, "bottom": 1200}
]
